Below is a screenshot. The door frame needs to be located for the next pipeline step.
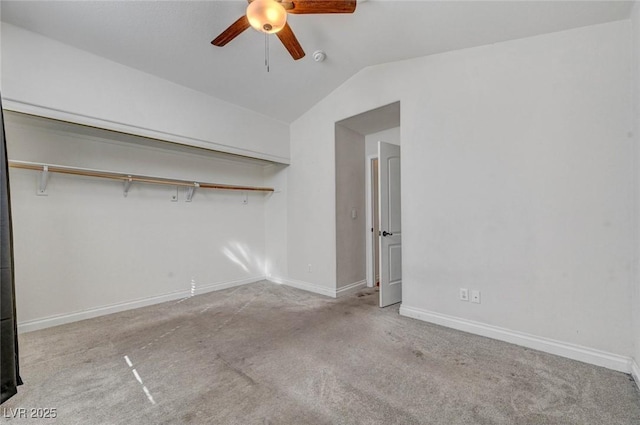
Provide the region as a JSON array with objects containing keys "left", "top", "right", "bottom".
[{"left": 365, "top": 154, "right": 378, "bottom": 288}]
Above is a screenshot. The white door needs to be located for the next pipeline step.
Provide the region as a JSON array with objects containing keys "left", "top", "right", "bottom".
[{"left": 378, "top": 142, "right": 402, "bottom": 307}]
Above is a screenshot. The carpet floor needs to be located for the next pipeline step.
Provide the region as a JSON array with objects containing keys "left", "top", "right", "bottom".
[{"left": 2, "top": 281, "right": 640, "bottom": 424}]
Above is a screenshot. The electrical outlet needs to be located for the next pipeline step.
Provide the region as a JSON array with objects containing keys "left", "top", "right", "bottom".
[
  {"left": 459, "top": 288, "right": 469, "bottom": 301},
  {"left": 307, "top": 264, "right": 312, "bottom": 273},
  {"left": 471, "top": 290, "right": 481, "bottom": 304}
]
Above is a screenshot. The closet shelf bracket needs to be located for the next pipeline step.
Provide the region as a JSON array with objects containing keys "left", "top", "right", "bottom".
[
  {"left": 185, "top": 183, "right": 199, "bottom": 202},
  {"left": 37, "top": 165, "right": 49, "bottom": 196},
  {"left": 123, "top": 176, "right": 133, "bottom": 197}
]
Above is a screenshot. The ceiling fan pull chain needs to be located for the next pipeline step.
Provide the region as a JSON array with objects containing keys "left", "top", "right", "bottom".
[{"left": 265, "top": 33, "right": 270, "bottom": 73}]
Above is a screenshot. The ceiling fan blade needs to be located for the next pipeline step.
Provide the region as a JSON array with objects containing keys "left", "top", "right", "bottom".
[
  {"left": 286, "top": 0, "right": 356, "bottom": 14},
  {"left": 277, "top": 23, "right": 305, "bottom": 60},
  {"left": 211, "top": 15, "right": 250, "bottom": 46}
]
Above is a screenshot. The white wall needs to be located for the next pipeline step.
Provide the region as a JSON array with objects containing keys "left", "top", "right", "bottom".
[
  {"left": 365, "top": 127, "right": 401, "bottom": 157},
  {"left": 263, "top": 164, "right": 288, "bottom": 281},
  {"left": 335, "top": 124, "right": 366, "bottom": 288},
  {"left": 0, "top": 23, "right": 290, "bottom": 164},
  {"left": 632, "top": 1, "right": 640, "bottom": 373},
  {"left": 5, "top": 113, "right": 271, "bottom": 330},
  {"left": 287, "top": 21, "right": 634, "bottom": 362}
]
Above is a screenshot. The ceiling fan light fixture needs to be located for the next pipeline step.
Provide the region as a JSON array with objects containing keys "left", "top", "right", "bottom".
[{"left": 246, "top": 0, "right": 287, "bottom": 34}]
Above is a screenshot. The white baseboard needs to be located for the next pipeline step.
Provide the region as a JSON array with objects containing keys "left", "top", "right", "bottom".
[
  {"left": 267, "top": 276, "right": 336, "bottom": 298},
  {"left": 631, "top": 359, "right": 640, "bottom": 390},
  {"left": 399, "top": 304, "right": 632, "bottom": 374},
  {"left": 336, "top": 280, "right": 367, "bottom": 297},
  {"left": 18, "top": 276, "right": 265, "bottom": 333}
]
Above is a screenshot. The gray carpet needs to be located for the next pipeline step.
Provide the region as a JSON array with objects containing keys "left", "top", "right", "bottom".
[{"left": 3, "top": 281, "right": 639, "bottom": 424}]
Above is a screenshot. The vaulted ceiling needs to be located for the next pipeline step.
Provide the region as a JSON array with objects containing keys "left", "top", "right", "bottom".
[{"left": 0, "top": 1, "right": 634, "bottom": 123}]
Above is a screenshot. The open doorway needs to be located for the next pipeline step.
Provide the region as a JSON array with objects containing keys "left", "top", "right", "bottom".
[
  {"left": 365, "top": 135, "right": 401, "bottom": 307},
  {"left": 334, "top": 102, "right": 401, "bottom": 306}
]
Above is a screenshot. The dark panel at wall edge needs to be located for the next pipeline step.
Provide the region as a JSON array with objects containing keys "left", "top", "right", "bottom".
[{"left": 0, "top": 92, "right": 22, "bottom": 405}]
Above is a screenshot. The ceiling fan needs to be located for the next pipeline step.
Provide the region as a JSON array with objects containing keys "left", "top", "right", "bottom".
[{"left": 211, "top": 0, "right": 357, "bottom": 60}]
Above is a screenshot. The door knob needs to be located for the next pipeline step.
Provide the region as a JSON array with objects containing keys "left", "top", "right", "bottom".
[{"left": 382, "top": 231, "right": 393, "bottom": 237}]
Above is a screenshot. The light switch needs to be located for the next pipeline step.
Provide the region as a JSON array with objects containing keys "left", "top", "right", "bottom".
[{"left": 351, "top": 209, "right": 357, "bottom": 219}]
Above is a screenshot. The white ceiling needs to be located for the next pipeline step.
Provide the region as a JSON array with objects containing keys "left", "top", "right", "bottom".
[{"left": 0, "top": 1, "right": 633, "bottom": 123}]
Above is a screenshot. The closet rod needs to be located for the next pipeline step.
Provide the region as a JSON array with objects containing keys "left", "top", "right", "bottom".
[{"left": 8, "top": 160, "right": 274, "bottom": 192}]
